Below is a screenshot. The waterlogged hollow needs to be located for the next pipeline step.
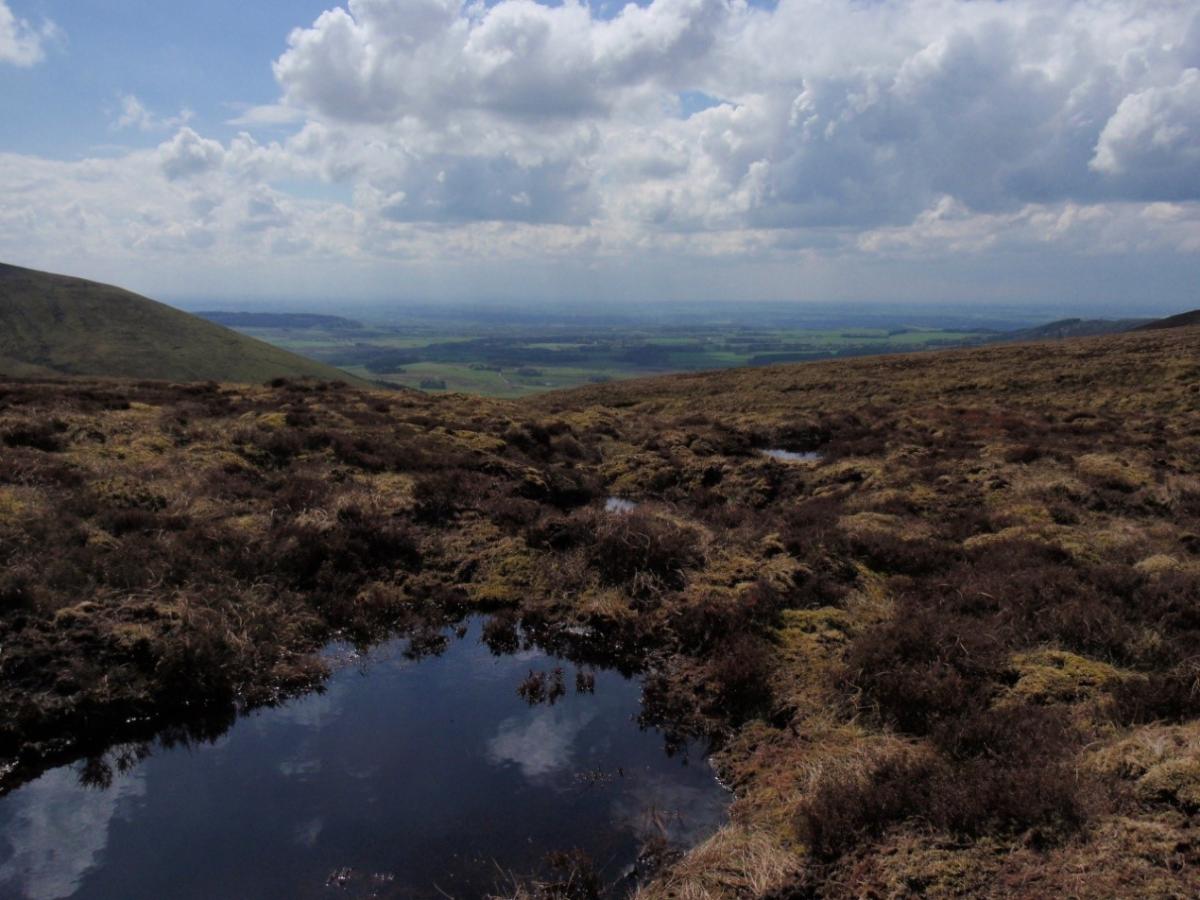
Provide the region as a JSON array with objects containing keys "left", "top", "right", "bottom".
[
  {"left": 0, "top": 621, "right": 727, "bottom": 900},
  {"left": 605, "top": 497, "right": 639, "bottom": 513},
  {"left": 761, "top": 448, "right": 822, "bottom": 463}
]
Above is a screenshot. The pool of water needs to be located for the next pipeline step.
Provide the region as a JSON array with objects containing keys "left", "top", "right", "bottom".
[
  {"left": 605, "top": 497, "right": 639, "bottom": 513},
  {"left": 0, "top": 621, "right": 726, "bottom": 900},
  {"left": 761, "top": 449, "right": 822, "bottom": 463}
]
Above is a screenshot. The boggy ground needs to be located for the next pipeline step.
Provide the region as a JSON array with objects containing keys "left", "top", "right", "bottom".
[{"left": 2, "top": 326, "right": 1200, "bottom": 897}]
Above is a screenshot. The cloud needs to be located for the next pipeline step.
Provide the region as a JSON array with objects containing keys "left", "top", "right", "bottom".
[
  {"left": 262, "top": 0, "right": 1200, "bottom": 232},
  {"left": 1091, "top": 69, "right": 1200, "bottom": 199},
  {"left": 487, "top": 707, "right": 598, "bottom": 779},
  {"left": 158, "top": 127, "right": 226, "bottom": 180},
  {"left": 0, "top": 0, "right": 56, "bottom": 66},
  {"left": 225, "top": 103, "right": 307, "bottom": 128},
  {"left": 0, "top": 765, "right": 146, "bottom": 900},
  {"left": 113, "top": 94, "right": 194, "bottom": 132},
  {"left": 273, "top": 0, "right": 729, "bottom": 125},
  {"left": 609, "top": 772, "right": 727, "bottom": 846},
  {"left": 1, "top": 0, "right": 1199, "bottom": 305}
]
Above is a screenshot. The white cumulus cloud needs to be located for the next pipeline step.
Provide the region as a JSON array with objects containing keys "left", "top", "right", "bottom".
[
  {"left": 113, "top": 94, "right": 194, "bottom": 132},
  {"left": 1091, "top": 68, "right": 1200, "bottom": 196},
  {"left": 1, "top": 0, "right": 1199, "bottom": 305},
  {"left": 0, "top": 0, "right": 57, "bottom": 66},
  {"left": 158, "top": 127, "right": 227, "bottom": 180}
]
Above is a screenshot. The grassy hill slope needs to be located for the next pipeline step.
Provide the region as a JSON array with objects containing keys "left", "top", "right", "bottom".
[
  {"left": 0, "top": 263, "right": 367, "bottom": 385},
  {"left": 1136, "top": 308, "right": 1200, "bottom": 330},
  {"left": 996, "top": 316, "right": 1151, "bottom": 342}
]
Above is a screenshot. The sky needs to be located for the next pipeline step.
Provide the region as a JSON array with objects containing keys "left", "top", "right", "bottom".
[{"left": 0, "top": 0, "right": 1197, "bottom": 310}]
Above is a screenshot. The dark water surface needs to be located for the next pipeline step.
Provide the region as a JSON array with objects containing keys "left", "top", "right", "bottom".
[{"left": 0, "top": 621, "right": 727, "bottom": 899}]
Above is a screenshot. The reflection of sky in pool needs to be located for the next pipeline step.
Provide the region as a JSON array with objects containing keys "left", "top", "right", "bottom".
[
  {"left": 761, "top": 449, "right": 822, "bottom": 462},
  {"left": 605, "top": 497, "right": 639, "bottom": 513},
  {"left": 0, "top": 621, "right": 727, "bottom": 900}
]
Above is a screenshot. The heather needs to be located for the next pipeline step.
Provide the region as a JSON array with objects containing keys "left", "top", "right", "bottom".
[{"left": 2, "top": 324, "right": 1199, "bottom": 896}]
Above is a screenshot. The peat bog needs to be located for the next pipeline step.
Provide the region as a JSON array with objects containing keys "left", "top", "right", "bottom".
[
  {"left": 2, "top": 324, "right": 1200, "bottom": 896},
  {"left": 0, "top": 619, "right": 727, "bottom": 899}
]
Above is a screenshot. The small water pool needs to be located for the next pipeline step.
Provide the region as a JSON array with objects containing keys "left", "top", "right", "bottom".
[
  {"left": 605, "top": 497, "right": 639, "bottom": 514},
  {"left": 761, "top": 449, "right": 822, "bottom": 463},
  {"left": 0, "top": 621, "right": 726, "bottom": 899}
]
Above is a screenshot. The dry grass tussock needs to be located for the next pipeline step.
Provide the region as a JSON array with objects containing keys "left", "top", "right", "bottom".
[{"left": 634, "top": 826, "right": 800, "bottom": 900}]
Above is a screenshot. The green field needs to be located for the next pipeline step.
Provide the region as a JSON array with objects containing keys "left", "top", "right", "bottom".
[{"left": 217, "top": 317, "right": 998, "bottom": 397}]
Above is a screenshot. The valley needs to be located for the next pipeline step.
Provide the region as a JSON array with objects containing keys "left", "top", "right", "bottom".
[{"left": 195, "top": 310, "right": 1007, "bottom": 398}]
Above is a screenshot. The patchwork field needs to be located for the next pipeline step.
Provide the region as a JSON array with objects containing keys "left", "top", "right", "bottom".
[{"left": 205, "top": 314, "right": 1000, "bottom": 398}]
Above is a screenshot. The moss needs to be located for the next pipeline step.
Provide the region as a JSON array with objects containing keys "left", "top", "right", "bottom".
[
  {"left": 574, "top": 587, "right": 635, "bottom": 624},
  {"left": 811, "top": 459, "right": 882, "bottom": 489},
  {"left": 202, "top": 449, "right": 258, "bottom": 474},
  {"left": 106, "top": 621, "right": 160, "bottom": 654},
  {"left": 1136, "top": 758, "right": 1200, "bottom": 811},
  {"left": 1076, "top": 519, "right": 1157, "bottom": 561},
  {"left": 1086, "top": 722, "right": 1200, "bottom": 783},
  {"left": 226, "top": 513, "right": 269, "bottom": 538},
  {"left": 1007, "top": 649, "right": 1125, "bottom": 704},
  {"left": 462, "top": 538, "right": 536, "bottom": 606},
  {"left": 81, "top": 522, "right": 123, "bottom": 550},
  {"left": 0, "top": 487, "right": 26, "bottom": 521},
  {"left": 92, "top": 476, "right": 167, "bottom": 511},
  {"left": 962, "top": 524, "right": 1062, "bottom": 555},
  {"left": 1075, "top": 453, "right": 1153, "bottom": 492},
  {"left": 844, "top": 485, "right": 937, "bottom": 514},
  {"left": 52, "top": 601, "right": 103, "bottom": 627},
  {"left": 256, "top": 411, "right": 289, "bottom": 429},
  {"left": 779, "top": 608, "right": 855, "bottom": 645},
  {"left": 829, "top": 832, "right": 1005, "bottom": 899},
  {"left": 112, "top": 432, "right": 175, "bottom": 463},
  {"left": 838, "top": 511, "right": 908, "bottom": 536},
  {"left": 702, "top": 547, "right": 798, "bottom": 593},
  {"left": 1134, "top": 554, "right": 1183, "bottom": 576},
  {"left": 604, "top": 454, "right": 677, "bottom": 494},
  {"left": 773, "top": 608, "right": 857, "bottom": 722},
  {"left": 364, "top": 472, "right": 416, "bottom": 508},
  {"left": 988, "top": 501, "right": 1054, "bottom": 528},
  {"left": 450, "top": 429, "right": 507, "bottom": 454}
]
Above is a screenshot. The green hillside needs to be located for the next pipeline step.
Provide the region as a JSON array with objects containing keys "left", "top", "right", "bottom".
[
  {"left": 996, "top": 316, "right": 1151, "bottom": 342},
  {"left": 1135, "top": 308, "right": 1200, "bottom": 330},
  {"left": 0, "top": 263, "right": 368, "bottom": 385}
]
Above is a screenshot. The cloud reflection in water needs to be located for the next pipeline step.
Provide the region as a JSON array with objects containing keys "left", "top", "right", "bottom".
[
  {"left": 487, "top": 707, "right": 599, "bottom": 779},
  {"left": 0, "top": 766, "right": 146, "bottom": 900}
]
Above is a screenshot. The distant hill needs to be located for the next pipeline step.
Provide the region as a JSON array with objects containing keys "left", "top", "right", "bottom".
[
  {"left": 997, "top": 317, "right": 1152, "bottom": 343},
  {"left": 195, "top": 311, "right": 362, "bottom": 330},
  {"left": 1134, "top": 309, "right": 1200, "bottom": 331},
  {"left": 0, "top": 263, "right": 368, "bottom": 385}
]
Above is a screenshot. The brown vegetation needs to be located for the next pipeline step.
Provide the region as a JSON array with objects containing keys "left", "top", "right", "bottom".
[{"left": 3, "top": 324, "right": 1200, "bottom": 896}]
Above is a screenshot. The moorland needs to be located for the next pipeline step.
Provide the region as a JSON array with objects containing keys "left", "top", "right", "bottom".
[{"left": 2, "top": 317, "right": 1199, "bottom": 897}]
